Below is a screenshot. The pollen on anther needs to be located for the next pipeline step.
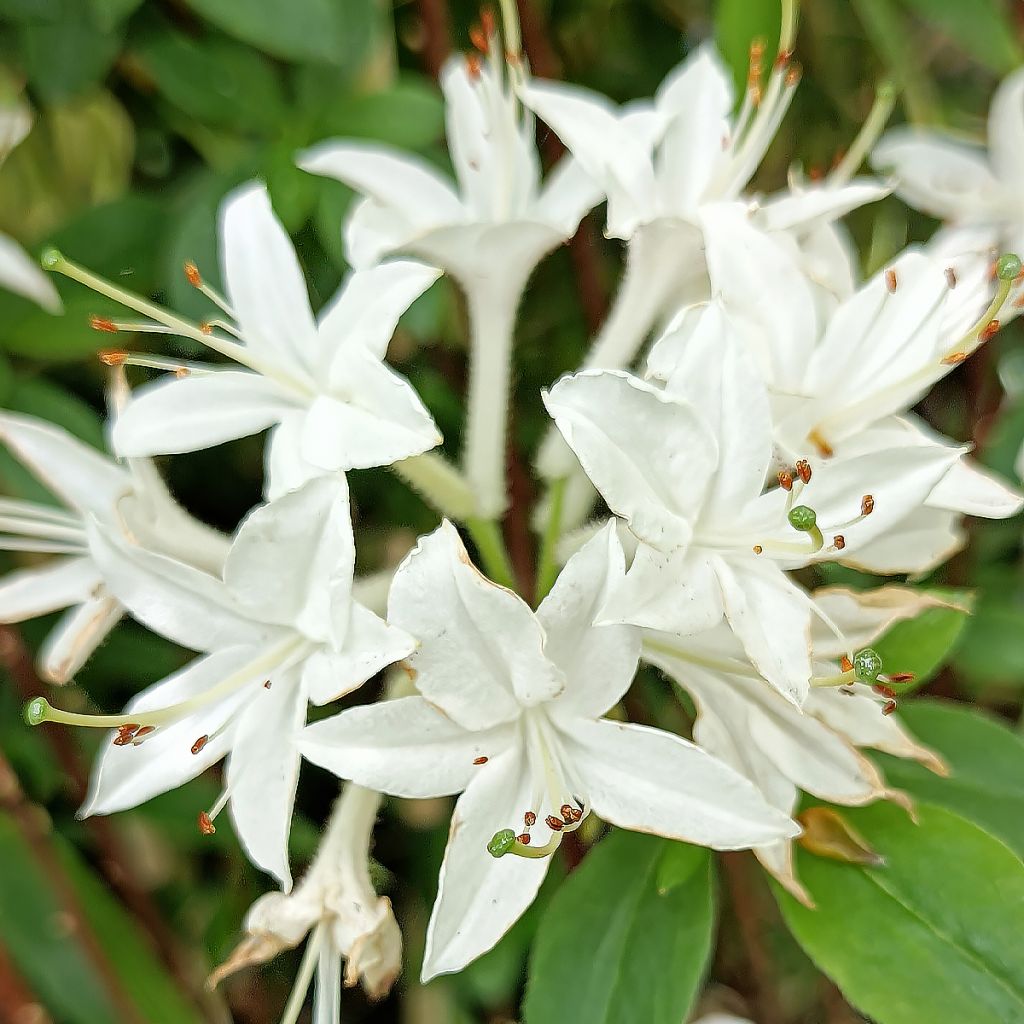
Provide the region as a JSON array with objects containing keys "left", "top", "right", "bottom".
[
  {"left": 466, "top": 53, "right": 482, "bottom": 79},
  {"left": 191, "top": 735, "right": 209, "bottom": 756},
  {"left": 882, "top": 700, "right": 897, "bottom": 716},
  {"left": 133, "top": 726, "right": 155, "bottom": 743},
  {"left": 560, "top": 804, "right": 576, "bottom": 824},
  {"left": 517, "top": 833, "right": 531, "bottom": 845},
  {"left": 774, "top": 48, "right": 793, "bottom": 69},
  {"left": 184, "top": 261, "right": 202, "bottom": 287},
  {"left": 752, "top": 544, "right": 763, "bottom": 554},
  {"left": 524, "top": 811, "right": 537, "bottom": 827},
  {"left": 840, "top": 656, "right": 853, "bottom": 672},
  {"left": 945, "top": 267, "right": 958, "bottom": 289},
  {"left": 778, "top": 469, "right": 794, "bottom": 491},
  {"left": 545, "top": 815, "right": 565, "bottom": 832},
  {"left": 888, "top": 672, "right": 915, "bottom": 683},
  {"left": 469, "top": 24, "right": 489, "bottom": 52},
  {"left": 91, "top": 316, "right": 119, "bottom": 334},
  {"left": 941, "top": 351, "right": 967, "bottom": 365},
  {"left": 885, "top": 269, "right": 898, "bottom": 294},
  {"left": 861, "top": 495, "right": 874, "bottom": 516},
  {"left": 795, "top": 459, "right": 812, "bottom": 484},
  {"left": 263, "top": 680, "right": 272, "bottom": 690},
  {"left": 198, "top": 811, "right": 216, "bottom": 836},
  {"left": 113, "top": 725, "right": 138, "bottom": 747},
  {"left": 98, "top": 349, "right": 127, "bottom": 366},
  {"left": 833, "top": 534, "right": 846, "bottom": 550},
  {"left": 199, "top": 321, "right": 213, "bottom": 336},
  {"left": 472, "top": 756, "right": 488, "bottom": 765},
  {"left": 981, "top": 319, "right": 1001, "bottom": 342},
  {"left": 873, "top": 683, "right": 897, "bottom": 700}
]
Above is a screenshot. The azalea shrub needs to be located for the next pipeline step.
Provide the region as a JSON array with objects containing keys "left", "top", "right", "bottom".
[{"left": 2, "top": 1, "right": 1024, "bottom": 1023}]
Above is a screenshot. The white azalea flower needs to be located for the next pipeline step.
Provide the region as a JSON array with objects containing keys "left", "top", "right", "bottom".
[
  {"left": 299, "top": 39, "right": 598, "bottom": 517},
  {"left": 210, "top": 783, "right": 401, "bottom": 1021},
  {"left": 45, "top": 182, "right": 441, "bottom": 500},
  {"left": 644, "top": 586, "right": 947, "bottom": 904},
  {"left": 26, "top": 477, "right": 413, "bottom": 887},
  {"left": 0, "top": 398, "right": 228, "bottom": 683},
  {"left": 300, "top": 521, "right": 798, "bottom": 979},
  {"left": 544, "top": 326, "right": 960, "bottom": 703}
]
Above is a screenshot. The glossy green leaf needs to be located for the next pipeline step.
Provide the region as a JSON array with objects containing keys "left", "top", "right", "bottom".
[
  {"left": 899, "top": 0, "right": 1024, "bottom": 74},
  {"left": 777, "top": 803, "right": 1024, "bottom": 1024},
  {"left": 523, "top": 831, "right": 714, "bottom": 1024},
  {"left": 874, "top": 699, "right": 1024, "bottom": 857}
]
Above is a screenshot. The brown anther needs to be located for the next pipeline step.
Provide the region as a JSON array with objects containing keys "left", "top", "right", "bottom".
[
  {"left": 839, "top": 685, "right": 856, "bottom": 695},
  {"left": 945, "top": 267, "right": 958, "bottom": 289},
  {"left": 888, "top": 672, "right": 915, "bottom": 683},
  {"left": 545, "top": 815, "right": 565, "bottom": 832},
  {"left": 981, "top": 319, "right": 1001, "bottom": 342},
  {"left": 833, "top": 534, "right": 846, "bottom": 550},
  {"left": 560, "top": 803, "right": 576, "bottom": 824},
  {"left": 134, "top": 726, "right": 155, "bottom": 740},
  {"left": 472, "top": 756, "right": 488, "bottom": 765},
  {"left": 784, "top": 62, "right": 802, "bottom": 87},
  {"left": 469, "top": 24, "right": 489, "bottom": 52},
  {"left": 873, "top": 683, "right": 897, "bottom": 700},
  {"left": 941, "top": 351, "right": 967, "bottom": 365},
  {"left": 752, "top": 544, "right": 763, "bottom": 555},
  {"left": 882, "top": 700, "right": 897, "bottom": 716},
  {"left": 197, "top": 811, "right": 216, "bottom": 836},
  {"left": 569, "top": 806, "right": 583, "bottom": 822},
  {"left": 466, "top": 53, "right": 482, "bottom": 79},
  {"left": 840, "top": 656, "right": 853, "bottom": 672},
  {"left": 774, "top": 48, "right": 793, "bottom": 69},
  {"left": 885, "top": 268, "right": 898, "bottom": 294},
  {"left": 98, "top": 349, "right": 127, "bottom": 366},
  {"left": 199, "top": 321, "right": 213, "bottom": 335},
  {"left": 516, "top": 833, "right": 531, "bottom": 845},
  {"left": 795, "top": 459, "right": 812, "bottom": 484},
  {"left": 524, "top": 811, "right": 537, "bottom": 827},
  {"left": 1014, "top": 294, "right": 1024, "bottom": 309},
  {"left": 263, "top": 680, "right": 272, "bottom": 689},
  {"left": 113, "top": 724, "right": 140, "bottom": 746},
  {"left": 479, "top": 7, "right": 495, "bottom": 36},
  {"left": 808, "top": 164, "right": 824, "bottom": 182},
  {"left": 860, "top": 495, "right": 874, "bottom": 517},
  {"left": 749, "top": 38, "right": 766, "bottom": 62},
  {"left": 778, "top": 469, "right": 794, "bottom": 491},
  {"left": 184, "top": 261, "right": 202, "bottom": 287},
  {"left": 90, "top": 316, "right": 119, "bottom": 334},
  {"left": 191, "top": 735, "right": 209, "bottom": 756}
]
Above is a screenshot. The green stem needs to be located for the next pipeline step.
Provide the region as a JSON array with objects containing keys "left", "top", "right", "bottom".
[
  {"left": 534, "top": 476, "right": 566, "bottom": 605},
  {"left": 391, "top": 452, "right": 478, "bottom": 521},
  {"left": 466, "top": 517, "right": 517, "bottom": 590}
]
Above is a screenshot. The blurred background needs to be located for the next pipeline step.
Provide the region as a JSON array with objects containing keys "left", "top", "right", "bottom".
[{"left": 0, "top": 0, "right": 1023, "bottom": 1021}]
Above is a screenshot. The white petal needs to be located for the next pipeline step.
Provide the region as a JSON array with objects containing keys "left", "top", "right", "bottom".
[
  {"left": 387, "top": 522, "right": 559, "bottom": 729},
  {"left": 534, "top": 153, "right": 603, "bottom": 236},
  {"left": 0, "top": 413, "right": 127, "bottom": 513},
  {"left": 422, "top": 739, "right": 549, "bottom": 979},
  {"left": 265, "top": 412, "right": 327, "bottom": 500},
  {"left": 342, "top": 195, "right": 417, "bottom": 269},
  {"left": 227, "top": 666, "right": 306, "bottom": 888},
  {"left": 0, "top": 556, "right": 100, "bottom": 621},
  {"left": 989, "top": 68, "right": 1024, "bottom": 183},
  {"left": 112, "top": 371, "right": 293, "bottom": 458},
  {"left": 756, "top": 179, "right": 889, "bottom": 234},
  {"left": 714, "top": 556, "right": 811, "bottom": 706},
  {"left": 929, "top": 456, "right": 1023, "bottom": 518},
  {"left": 300, "top": 695, "right": 512, "bottom": 797},
  {"left": 841, "top": 506, "right": 963, "bottom": 575},
  {"left": 538, "top": 523, "right": 640, "bottom": 721},
  {"left": 225, "top": 476, "right": 353, "bottom": 641},
  {"left": 220, "top": 183, "right": 319, "bottom": 370},
  {"left": 39, "top": 593, "right": 123, "bottom": 684},
  {"left": 543, "top": 370, "right": 717, "bottom": 551},
  {"left": 82, "top": 647, "right": 253, "bottom": 816},
  {"left": 0, "top": 233, "right": 61, "bottom": 311},
  {"left": 316, "top": 260, "right": 441, "bottom": 363},
  {"left": 562, "top": 719, "right": 800, "bottom": 848},
  {"left": 872, "top": 129, "right": 1004, "bottom": 220}
]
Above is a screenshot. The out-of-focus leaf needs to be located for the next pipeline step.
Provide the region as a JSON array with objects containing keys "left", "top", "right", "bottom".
[
  {"left": 15, "top": 0, "right": 122, "bottom": 102},
  {"left": 523, "top": 831, "right": 714, "bottom": 1024},
  {"left": 776, "top": 803, "right": 1024, "bottom": 1024},
  {"left": 874, "top": 699, "right": 1024, "bottom": 857},
  {"left": 871, "top": 588, "right": 973, "bottom": 690},
  {"left": 88, "top": 0, "right": 143, "bottom": 31},
  {"left": 713, "top": 0, "right": 780, "bottom": 93},
  {"left": 313, "top": 177, "right": 355, "bottom": 268},
  {"left": 315, "top": 78, "right": 445, "bottom": 149},
  {"left": 899, "top": 0, "right": 1024, "bottom": 75},
  {"left": 126, "top": 23, "right": 287, "bottom": 134},
  {"left": 181, "top": 0, "right": 375, "bottom": 68}
]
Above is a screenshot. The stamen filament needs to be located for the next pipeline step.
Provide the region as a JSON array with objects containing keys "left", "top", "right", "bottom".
[
  {"left": 0, "top": 499, "right": 79, "bottom": 526},
  {"left": 831, "top": 81, "right": 896, "bottom": 184},
  {"left": 0, "top": 516, "right": 85, "bottom": 544},
  {"left": 0, "top": 538, "right": 88, "bottom": 555},
  {"left": 279, "top": 926, "right": 323, "bottom": 1024},
  {"left": 642, "top": 637, "right": 763, "bottom": 679}
]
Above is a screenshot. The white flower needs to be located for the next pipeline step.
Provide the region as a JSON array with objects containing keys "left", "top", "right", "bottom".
[
  {"left": 210, "top": 784, "right": 401, "bottom": 1021},
  {"left": 644, "top": 586, "right": 948, "bottom": 904},
  {"left": 53, "top": 182, "right": 441, "bottom": 500},
  {"left": 0, "top": 399, "right": 228, "bottom": 682},
  {"left": 27, "top": 477, "right": 413, "bottom": 888},
  {"left": 300, "top": 521, "right": 798, "bottom": 979},
  {"left": 544, "top": 325, "right": 959, "bottom": 703}
]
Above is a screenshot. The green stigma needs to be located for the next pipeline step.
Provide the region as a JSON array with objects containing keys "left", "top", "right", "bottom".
[
  {"left": 996, "top": 253, "right": 1022, "bottom": 281},
  {"left": 853, "top": 648, "right": 883, "bottom": 684},
  {"left": 788, "top": 505, "right": 817, "bottom": 532},
  {"left": 487, "top": 829, "right": 517, "bottom": 858},
  {"left": 39, "top": 248, "right": 64, "bottom": 271},
  {"left": 24, "top": 697, "right": 51, "bottom": 726}
]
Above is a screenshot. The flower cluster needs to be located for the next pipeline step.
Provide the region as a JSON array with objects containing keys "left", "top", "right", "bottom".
[{"left": 5, "top": 1, "right": 1022, "bottom": 1018}]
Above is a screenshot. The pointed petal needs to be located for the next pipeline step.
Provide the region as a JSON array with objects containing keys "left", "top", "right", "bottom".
[
  {"left": 39, "top": 593, "right": 123, "bottom": 683},
  {"left": 0, "top": 233, "right": 61, "bottom": 311},
  {"left": 300, "top": 695, "right": 512, "bottom": 798},
  {"left": 929, "top": 456, "right": 1023, "bottom": 518},
  {"left": 422, "top": 739, "right": 548, "bottom": 979},
  {"left": 756, "top": 179, "right": 889, "bottom": 234},
  {"left": 220, "top": 183, "right": 318, "bottom": 370},
  {"left": 563, "top": 718, "right": 800, "bottom": 848},
  {"left": 539, "top": 523, "right": 640, "bottom": 721},
  {"left": 0, "top": 413, "right": 127, "bottom": 513},
  {"left": 112, "top": 371, "right": 293, "bottom": 458},
  {"left": 840, "top": 506, "right": 963, "bottom": 575},
  {"left": 543, "top": 370, "right": 717, "bottom": 551},
  {"left": 316, "top": 260, "right": 441, "bottom": 363},
  {"left": 0, "top": 556, "right": 100, "bottom": 621},
  {"left": 387, "top": 521, "right": 560, "bottom": 729},
  {"left": 227, "top": 666, "right": 306, "bottom": 888},
  {"left": 534, "top": 154, "right": 602, "bottom": 236}
]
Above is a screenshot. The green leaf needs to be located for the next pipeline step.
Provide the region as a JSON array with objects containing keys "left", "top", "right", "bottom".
[
  {"left": 88, "top": 0, "right": 144, "bottom": 31},
  {"left": 899, "top": 0, "right": 1024, "bottom": 75},
  {"left": 874, "top": 700, "right": 1024, "bottom": 858},
  {"left": 182, "top": 0, "right": 375, "bottom": 67},
  {"left": 872, "top": 589, "right": 973, "bottom": 690},
  {"left": 315, "top": 78, "right": 445, "bottom": 149},
  {"left": 713, "top": 0, "right": 780, "bottom": 93},
  {"left": 523, "top": 831, "right": 714, "bottom": 1024},
  {"left": 776, "top": 803, "right": 1024, "bottom": 1024}
]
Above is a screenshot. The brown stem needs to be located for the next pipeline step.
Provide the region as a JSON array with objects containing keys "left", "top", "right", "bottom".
[
  {"left": 505, "top": 427, "right": 537, "bottom": 597},
  {"left": 0, "top": 626, "right": 228, "bottom": 1024},
  {"left": 0, "top": 940, "right": 47, "bottom": 1024},
  {"left": 719, "top": 852, "right": 785, "bottom": 1024},
  {"left": 416, "top": 0, "right": 451, "bottom": 79}
]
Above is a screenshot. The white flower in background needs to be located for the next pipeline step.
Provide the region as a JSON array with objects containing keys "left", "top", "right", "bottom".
[
  {"left": 210, "top": 784, "right": 401, "bottom": 1022},
  {"left": 657, "top": 219, "right": 1024, "bottom": 572},
  {"left": 301, "top": 521, "right": 798, "bottom": 979},
  {"left": 644, "top": 586, "right": 948, "bottom": 904},
  {"left": 299, "top": 34, "right": 599, "bottom": 517},
  {"left": 0, "top": 102, "right": 60, "bottom": 311},
  {"left": 26, "top": 477, "right": 413, "bottom": 887},
  {"left": 0, "top": 390, "right": 228, "bottom": 682},
  {"left": 545, "top": 325, "right": 959, "bottom": 703},
  {"left": 46, "top": 183, "right": 441, "bottom": 500}
]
